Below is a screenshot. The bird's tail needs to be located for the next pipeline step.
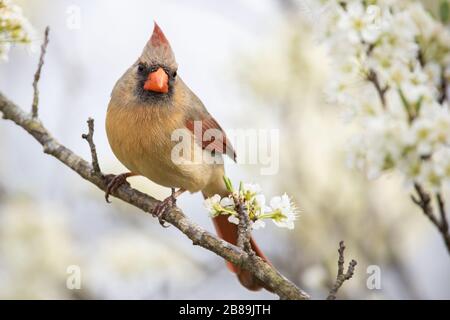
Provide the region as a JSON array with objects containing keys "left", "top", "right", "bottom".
[{"left": 202, "top": 169, "right": 270, "bottom": 291}]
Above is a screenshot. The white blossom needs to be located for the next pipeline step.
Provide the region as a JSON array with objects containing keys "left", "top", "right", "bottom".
[
  {"left": 432, "top": 147, "right": 450, "bottom": 186},
  {"left": 251, "top": 219, "right": 266, "bottom": 230},
  {"left": 243, "top": 183, "right": 262, "bottom": 195},
  {"left": 228, "top": 215, "right": 239, "bottom": 225},
  {"left": 254, "top": 194, "right": 271, "bottom": 217},
  {"left": 203, "top": 194, "right": 221, "bottom": 217},
  {"left": 219, "top": 197, "right": 234, "bottom": 209},
  {"left": 337, "top": 2, "right": 384, "bottom": 44},
  {"left": 269, "top": 193, "right": 298, "bottom": 230}
]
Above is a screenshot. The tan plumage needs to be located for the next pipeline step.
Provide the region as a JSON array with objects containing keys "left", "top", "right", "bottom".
[
  {"left": 106, "top": 22, "right": 269, "bottom": 291},
  {"left": 107, "top": 76, "right": 223, "bottom": 193}
]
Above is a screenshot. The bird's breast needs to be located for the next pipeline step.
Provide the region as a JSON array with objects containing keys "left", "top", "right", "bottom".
[{"left": 106, "top": 101, "right": 211, "bottom": 192}]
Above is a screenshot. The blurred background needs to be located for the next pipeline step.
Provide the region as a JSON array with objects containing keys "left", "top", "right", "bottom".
[{"left": 0, "top": 0, "right": 449, "bottom": 299}]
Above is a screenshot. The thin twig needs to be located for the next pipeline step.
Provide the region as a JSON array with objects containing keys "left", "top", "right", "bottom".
[
  {"left": 367, "top": 69, "right": 388, "bottom": 108},
  {"left": 436, "top": 193, "right": 450, "bottom": 252},
  {"left": 438, "top": 71, "right": 447, "bottom": 104},
  {"left": 417, "top": 48, "right": 425, "bottom": 68},
  {"left": 437, "top": 193, "right": 449, "bottom": 235},
  {"left": 411, "top": 183, "right": 439, "bottom": 225},
  {"left": 81, "top": 117, "right": 101, "bottom": 174},
  {"left": 411, "top": 183, "right": 450, "bottom": 254},
  {"left": 327, "top": 241, "right": 357, "bottom": 300},
  {"left": 233, "top": 194, "right": 253, "bottom": 254},
  {"left": 31, "top": 27, "right": 50, "bottom": 118}
]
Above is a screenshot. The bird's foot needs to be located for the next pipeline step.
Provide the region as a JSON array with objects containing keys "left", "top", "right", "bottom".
[
  {"left": 152, "top": 195, "right": 176, "bottom": 228},
  {"left": 104, "top": 172, "right": 135, "bottom": 203},
  {"left": 152, "top": 188, "right": 185, "bottom": 228}
]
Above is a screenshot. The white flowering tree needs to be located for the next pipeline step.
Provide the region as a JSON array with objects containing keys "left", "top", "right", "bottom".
[
  {"left": 320, "top": 0, "right": 450, "bottom": 253},
  {"left": 0, "top": 0, "right": 34, "bottom": 61}
]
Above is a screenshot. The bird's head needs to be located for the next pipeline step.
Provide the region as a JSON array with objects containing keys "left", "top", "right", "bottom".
[{"left": 133, "top": 22, "right": 178, "bottom": 102}]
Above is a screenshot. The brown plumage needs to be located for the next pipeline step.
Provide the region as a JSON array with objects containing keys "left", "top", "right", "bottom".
[{"left": 106, "top": 22, "right": 269, "bottom": 291}]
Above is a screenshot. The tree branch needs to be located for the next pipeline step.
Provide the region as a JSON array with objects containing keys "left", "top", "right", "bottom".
[
  {"left": 437, "top": 193, "right": 449, "bottom": 238},
  {"left": 31, "top": 27, "right": 49, "bottom": 118},
  {"left": 411, "top": 183, "right": 450, "bottom": 254},
  {"left": 367, "top": 69, "right": 388, "bottom": 108},
  {"left": 327, "top": 241, "right": 357, "bottom": 300},
  {"left": 232, "top": 193, "right": 253, "bottom": 254},
  {"left": 438, "top": 70, "right": 447, "bottom": 104},
  {"left": 0, "top": 91, "right": 310, "bottom": 300}
]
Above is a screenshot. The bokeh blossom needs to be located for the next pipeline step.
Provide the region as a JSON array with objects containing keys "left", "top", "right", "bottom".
[
  {"left": 0, "top": 0, "right": 34, "bottom": 61},
  {"left": 320, "top": 0, "right": 450, "bottom": 191}
]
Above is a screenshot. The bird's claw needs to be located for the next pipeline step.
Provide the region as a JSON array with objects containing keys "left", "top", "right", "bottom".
[
  {"left": 152, "top": 194, "right": 176, "bottom": 228},
  {"left": 104, "top": 173, "right": 131, "bottom": 203}
]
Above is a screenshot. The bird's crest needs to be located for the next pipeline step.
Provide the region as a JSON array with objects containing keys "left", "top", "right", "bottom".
[
  {"left": 140, "top": 22, "right": 177, "bottom": 69},
  {"left": 150, "top": 22, "right": 170, "bottom": 47}
]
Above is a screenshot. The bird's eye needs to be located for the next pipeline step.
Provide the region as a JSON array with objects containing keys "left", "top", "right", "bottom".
[
  {"left": 173, "top": 71, "right": 177, "bottom": 78},
  {"left": 137, "top": 64, "right": 145, "bottom": 73}
]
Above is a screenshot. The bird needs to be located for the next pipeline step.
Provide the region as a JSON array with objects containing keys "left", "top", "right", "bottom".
[{"left": 105, "top": 22, "right": 269, "bottom": 291}]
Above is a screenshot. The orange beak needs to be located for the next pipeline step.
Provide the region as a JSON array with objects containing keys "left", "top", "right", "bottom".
[{"left": 144, "top": 67, "right": 169, "bottom": 93}]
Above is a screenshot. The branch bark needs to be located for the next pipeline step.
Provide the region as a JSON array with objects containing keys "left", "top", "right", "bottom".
[
  {"left": 81, "top": 117, "right": 101, "bottom": 174},
  {"left": 31, "top": 26, "right": 49, "bottom": 118},
  {"left": 327, "top": 241, "right": 357, "bottom": 300},
  {"left": 367, "top": 69, "right": 388, "bottom": 108},
  {"left": 232, "top": 193, "right": 253, "bottom": 254}
]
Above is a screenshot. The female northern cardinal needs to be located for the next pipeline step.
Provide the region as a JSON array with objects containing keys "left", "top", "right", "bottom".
[{"left": 105, "top": 22, "right": 269, "bottom": 291}]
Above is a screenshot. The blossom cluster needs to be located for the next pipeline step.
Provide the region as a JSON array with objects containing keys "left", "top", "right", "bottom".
[
  {"left": 0, "top": 0, "right": 34, "bottom": 61},
  {"left": 320, "top": 0, "right": 450, "bottom": 190},
  {"left": 203, "top": 177, "right": 298, "bottom": 230}
]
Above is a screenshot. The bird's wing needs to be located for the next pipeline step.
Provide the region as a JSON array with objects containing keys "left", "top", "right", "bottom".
[{"left": 185, "top": 114, "right": 237, "bottom": 162}]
